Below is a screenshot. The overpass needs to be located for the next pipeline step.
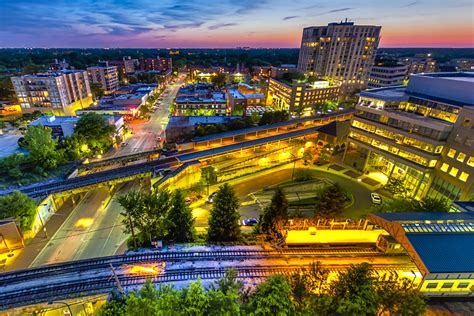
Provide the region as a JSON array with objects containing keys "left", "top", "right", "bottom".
[{"left": 0, "top": 111, "right": 353, "bottom": 199}]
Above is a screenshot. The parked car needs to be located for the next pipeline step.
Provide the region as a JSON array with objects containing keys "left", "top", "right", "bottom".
[
  {"left": 241, "top": 218, "right": 258, "bottom": 226},
  {"left": 206, "top": 192, "right": 218, "bottom": 203},
  {"left": 371, "top": 193, "right": 382, "bottom": 205},
  {"left": 121, "top": 142, "right": 128, "bottom": 147}
]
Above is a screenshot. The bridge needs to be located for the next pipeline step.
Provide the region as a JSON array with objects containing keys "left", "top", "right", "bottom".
[
  {"left": 0, "top": 111, "right": 353, "bottom": 199},
  {"left": 0, "top": 247, "right": 416, "bottom": 310}
]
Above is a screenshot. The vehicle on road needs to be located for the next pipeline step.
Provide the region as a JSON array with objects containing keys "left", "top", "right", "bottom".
[
  {"left": 371, "top": 193, "right": 382, "bottom": 204},
  {"left": 241, "top": 218, "right": 258, "bottom": 226},
  {"left": 206, "top": 192, "right": 218, "bottom": 203}
]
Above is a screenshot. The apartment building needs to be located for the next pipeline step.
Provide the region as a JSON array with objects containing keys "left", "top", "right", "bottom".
[
  {"left": 140, "top": 57, "right": 173, "bottom": 72},
  {"left": 270, "top": 64, "right": 298, "bottom": 78},
  {"left": 11, "top": 70, "right": 92, "bottom": 116},
  {"left": 267, "top": 77, "right": 341, "bottom": 113},
  {"left": 400, "top": 54, "right": 437, "bottom": 77},
  {"left": 297, "top": 21, "right": 381, "bottom": 92},
  {"left": 87, "top": 63, "right": 119, "bottom": 94},
  {"left": 174, "top": 84, "right": 227, "bottom": 116},
  {"left": 343, "top": 72, "right": 474, "bottom": 201},
  {"left": 108, "top": 56, "right": 138, "bottom": 74},
  {"left": 368, "top": 62, "right": 407, "bottom": 88}
]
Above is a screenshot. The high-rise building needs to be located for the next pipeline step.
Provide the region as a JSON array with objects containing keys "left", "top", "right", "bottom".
[
  {"left": 343, "top": 72, "right": 474, "bottom": 201},
  {"left": 297, "top": 21, "right": 381, "bottom": 92},
  {"left": 400, "top": 54, "right": 437, "bottom": 77},
  {"left": 87, "top": 63, "right": 119, "bottom": 95},
  {"left": 11, "top": 70, "right": 93, "bottom": 116},
  {"left": 368, "top": 61, "right": 407, "bottom": 88}
]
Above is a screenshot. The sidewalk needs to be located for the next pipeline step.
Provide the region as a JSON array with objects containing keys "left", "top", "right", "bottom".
[{"left": 3, "top": 198, "right": 76, "bottom": 272}]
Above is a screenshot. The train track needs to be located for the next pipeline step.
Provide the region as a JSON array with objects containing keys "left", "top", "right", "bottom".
[
  {"left": 0, "top": 247, "right": 383, "bottom": 286},
  {"left": 0, "top": 263, "right": 414, "bottom": 310}
]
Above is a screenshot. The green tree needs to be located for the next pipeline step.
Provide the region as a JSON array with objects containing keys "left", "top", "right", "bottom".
[
  {"left": 247, "top": 275, "right": 294, "bottom": 315},
  {"left": 259, "top": 187, "right": 288, "bottom": 237},
  {"left": 211, "top": 73, "right": 227, "bottom": 88},
  {"left": 384, "top": 178, "right": 409, "bottom": 198},
  {"left": 329, "top": 263, "right": 378, "bottom": 315},
  {"left": 124, "top": 291, "right": 157, "bottom": 316},
  {"left": 0, "top": 153, "right": 28, "bottom": 179},
  {"left": 155, "top": 284, "right": 183, "bottom": 314},
  {"left": 414, "top": 197, "right": 450, "bottom": 212},
  {"left": 90, "top": 82, "right": 105, "bottom": 100},
  {"left": 208, "top": 269, "right": 243, "bottom": 316},
  {"left": 376, "top": 276, "right": 426, "bottom": 316},
  {"left": 183, "top": 278, "right": 210, "bottom": 315},
  {"left": 314, "top": 184, "right": 350, "bottom": 218},
  {"left": 207, "top": 183, "right": 241, "bottom": 242},
  {"left": 201, "top": 166, "right": 218, "bottom": 194},
  {"left": 0, "top": 191, "right": 37, "bottom": 231},
  {"left": 117, "top": 189, "right": 172, "bottom": 246},
  {"left": 24, "top": 125, "right": 62, "bottom": 170},
  {"left": 74, "top": 113, "right": 116, "bottom": 152},
  {"left": 166, "top": 189, "right": 195, "bottom": 243}
]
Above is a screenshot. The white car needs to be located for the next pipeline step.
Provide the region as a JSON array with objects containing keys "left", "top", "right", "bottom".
[{"left": 371, "top": 193, "right": 382, "bottom": 204}]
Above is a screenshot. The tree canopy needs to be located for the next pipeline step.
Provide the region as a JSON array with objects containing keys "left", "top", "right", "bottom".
[
  {"left": 74, "top": 113, "right": 116, "bottom": 152},
  {"left": 166, "top": 189, "right": 196, "bottom": 243},
  {"left": 0, "top": 191, "right": 37, "bottom": 231},
  {"left": 314, "top": 183, "right": 350, "bottom": 218},
  {"left": 207, "top": 183, "right": 241, "bottom": 242}
]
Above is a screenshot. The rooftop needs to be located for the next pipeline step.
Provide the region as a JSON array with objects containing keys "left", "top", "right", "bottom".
[{"left": 371, "top": 212, "right": 474, "bottom": 222}]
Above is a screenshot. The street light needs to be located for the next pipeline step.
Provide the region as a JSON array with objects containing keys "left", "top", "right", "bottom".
[{"left": 48, "top": 300, "right": 73, "bottom": 316}]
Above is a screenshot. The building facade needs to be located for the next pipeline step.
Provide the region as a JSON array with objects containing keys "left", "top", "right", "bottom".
[
  {"left": 140, "top": 57, "right": 172, "bottom": 72},
  {"left": 87, "top": 64, "right": 119, "bottom": 95},
  {"left": 267, "top": 78, "right": 341, "bottom": 113},
  {"left": 368, "top": 62, "right": 407, "bottom": 88},
  {"left": 11, "top": 70, "right": 93, "bottom": 116},
  {"left": 227, "top": 89, "right": 265, "bottom": 113},
  {"left": 297, "top": 21, "right": 381, "bottom": 92},
  {"left": 175, "top": 84, "right": 227, "bottom": 116},
  {"left": 400, "top": 54, "right": 437, "bottom": 77},
  {"left": 343, "top": 72, "right": 474, "bottom": 201}
]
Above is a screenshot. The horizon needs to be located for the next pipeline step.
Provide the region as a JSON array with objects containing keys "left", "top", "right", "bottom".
[{"left": 1, "top": 0, "right": 473, "bottom": 49}]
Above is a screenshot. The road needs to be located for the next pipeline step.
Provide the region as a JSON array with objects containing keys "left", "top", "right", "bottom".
[
  {"left": 29, "top": 184, "right": 131, "bottom": 267},
  {"left": 107, "top": 75, "right": 185, "bottom": 158},
  {"left": 192, "top": 162, "right": 373, "bottom": 229}
]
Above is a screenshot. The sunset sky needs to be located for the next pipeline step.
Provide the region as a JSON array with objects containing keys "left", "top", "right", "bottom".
[{"left": 0, "top": 0, "right": 473, "bottom": 48}]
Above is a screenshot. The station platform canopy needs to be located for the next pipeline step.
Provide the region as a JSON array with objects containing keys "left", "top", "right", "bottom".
[{"left": 368, "top": 212, "right": 474, "bottom": 276}]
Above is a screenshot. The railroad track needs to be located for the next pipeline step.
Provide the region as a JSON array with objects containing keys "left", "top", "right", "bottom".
[
  {"left": 0, "top": 247, "right": 383, "bottom": 286},
  {"left": 0, "top": 263, "right": 414, "bottom": 310}
]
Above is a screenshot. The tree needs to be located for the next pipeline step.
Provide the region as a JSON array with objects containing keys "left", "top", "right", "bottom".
[
  {"left": 414, "top": 197, "right": 450, "bottom": 213},
  {"left": 201, "top": 166, "right": 218, "bottom": 194},
  {"left": 259, "top": 110, "right": 289, "bottom": 126},
  {"left": 166, "top": 190, "right": 195, "bottom": 243},
  {"left": 211, "top": 73, "right": 227, "bottom": 88},
  {"left": 74, "top": 113, "right": 116, "bottom": 152},
  {"left": 0, "top": 191, "right": 37, "bottom": 231},
  {"left": 376, "top": 275, "right": 426, "bottom": 316},
  {"left": 384, "top": 178, "right": 409, "bottom": 198},
  {"left": 207, "top": 183, "right": 241, "bottom": 242},
  {"left": 259, "top": 187, "right": 288, "bottom": 237},
  {"left": 90, "top": 82, "right": 105, "bottom": 100},
  {"left": 372, "top": 198, "right": 416, "bottom": 213},
  {"left": 329, "top": 263, "right": 378, "bottom": 315},
  {"left": 247, "top": 275, "right": 294, "bottom": 315},
  {"left": 117, "top": 189, "right": 172, "bottom": 246},
  {"left": 314, "top": 184, "right": 350, "bottom": 218},
  {"left": 24, "top": 126, "right": 62, "bottom": 170},
  {"left": 208, "top": 269, "right": 243, "bottom": 315},
  {"left": 182, "top": 278, "right": 210, "bottom": 315},
  {"left": 303, "top": 149, "right": 313, "bottom": 164}
]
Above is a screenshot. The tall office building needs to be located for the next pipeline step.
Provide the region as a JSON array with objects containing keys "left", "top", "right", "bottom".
[
  {"left": 368, "top": 61, "right": 407, "bottom": 88},
  {"left": 297, "top": 21, "right": 381, "bottom": 92},
  {"left": 87, "top": 63, "right": 119, "bottom": 95},
  {"left": 343, "top": 72, "right": 474, "bottom": 201},
  {"left": 11, "top": 70, "right": 93, "bottom": 116}
]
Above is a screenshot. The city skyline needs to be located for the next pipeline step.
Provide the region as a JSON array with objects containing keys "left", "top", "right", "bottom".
[{"left": 1, "top": 0, "right": 473, "bottom": 48}]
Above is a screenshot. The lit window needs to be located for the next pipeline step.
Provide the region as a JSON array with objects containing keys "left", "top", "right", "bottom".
[
  {"left": 468, "top": 157, "right": 474, "bottom": 167},
  {"left": 426, "top": 283, "right": 438, "bottom": 289},
  {"left": 457, "top": 152, "right": 466, "bottom": 162},
  {"left": 449, "top": 167, "right": 459, "bottom": 177},
  {"left": 447, "top": 148, "right": 456, "bottom": 158},
  {"left": 459, "top": 172, "right": 469, "bottom": 182},
  {"left": 442, "top": 283, "right": 454, "bottom": 289},
  {"left": 440, "top": 163, "right": 449, "bottom": 172}
]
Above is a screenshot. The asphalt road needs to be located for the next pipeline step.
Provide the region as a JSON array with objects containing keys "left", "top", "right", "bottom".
[
  {"left": 108, "top": 75, "right": 185, "bottom": 158},
  {"left": 29, "top": 184, "right": 132, "bottom": 266}
]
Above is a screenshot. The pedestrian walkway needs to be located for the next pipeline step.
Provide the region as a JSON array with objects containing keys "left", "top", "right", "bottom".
[{"left": 3, "top": 199, "right": 75, "bottom": 272}]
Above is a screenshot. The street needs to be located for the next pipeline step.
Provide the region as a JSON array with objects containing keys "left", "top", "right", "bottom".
[
  {"left": 29, "top": 184, "right": 131, "bottom": 267},
  {"left": 107, "top": 75, "right": 184, "bottom": 158}
]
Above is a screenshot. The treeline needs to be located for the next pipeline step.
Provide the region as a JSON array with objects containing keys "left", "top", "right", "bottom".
[{"left": 98, "top": 263, "right": 426, "bottom": 316}]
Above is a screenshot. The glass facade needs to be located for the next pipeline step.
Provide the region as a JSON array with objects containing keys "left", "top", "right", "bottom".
[{"left": 428, "top": 176, "right": 462, "bottom": 201}]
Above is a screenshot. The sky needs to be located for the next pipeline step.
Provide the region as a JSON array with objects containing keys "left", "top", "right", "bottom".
[{"left": 0, "top": 0, "right": 473, "bottom": 48}]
